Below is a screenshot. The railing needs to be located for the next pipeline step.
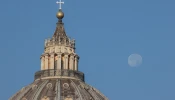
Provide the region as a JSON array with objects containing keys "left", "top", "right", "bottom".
[{"left": 34, "top": 69, "right": 84, "bottom": 81}]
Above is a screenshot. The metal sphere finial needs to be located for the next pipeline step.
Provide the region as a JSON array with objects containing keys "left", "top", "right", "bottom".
[{"left": 56, "top": 9, "right": 64, "bottom": 19}]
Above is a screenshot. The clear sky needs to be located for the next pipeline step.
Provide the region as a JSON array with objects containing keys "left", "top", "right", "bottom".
[{"left": 0, "top": 0, "right": 175, "bottom": 100}]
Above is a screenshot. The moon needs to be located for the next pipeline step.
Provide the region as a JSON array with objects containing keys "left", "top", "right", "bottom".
[{"left": 128, "top": 54, "right": 142, "bottom": 67}]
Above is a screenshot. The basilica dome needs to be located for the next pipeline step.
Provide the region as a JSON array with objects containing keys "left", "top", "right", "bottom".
[
  {"left": 10, "top": 1, "right": 108, "bottom": 100},
  {"left": 10, "top": 70, "right": 107, "bottom": 100}
]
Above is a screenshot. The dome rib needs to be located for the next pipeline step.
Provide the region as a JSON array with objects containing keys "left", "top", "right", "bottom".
[
  {"left": 70, "top": 80, "right": 83, "bottom": 100},
  {"left": 55, "top": 79, "right": 61, "bottom": 100},
  {"left": 10, "top": 79, "right": 108, "bottom": 100},
  {"left": 33, "top": 80, "right": 49, "bottom": 100}
]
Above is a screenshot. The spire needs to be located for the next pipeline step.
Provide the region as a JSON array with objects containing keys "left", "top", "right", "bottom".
[
  {"left": 52, "top": 1, "right": 68, "bottom": 44},
  {"left": 52, "top": 10, "right": 67, "bottom": 43},
  {"left": 44, "top": 1, "right": 75, "bottom": 48}
]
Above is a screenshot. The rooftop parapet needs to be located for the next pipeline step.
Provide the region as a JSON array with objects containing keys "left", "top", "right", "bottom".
[{"left": 44, "top": 37, "right": 75, "bottom": 49}]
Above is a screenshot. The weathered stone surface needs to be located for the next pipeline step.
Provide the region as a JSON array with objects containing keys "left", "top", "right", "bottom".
[{"left": 10, "top": 78, "right": 108, "bottom": 100}]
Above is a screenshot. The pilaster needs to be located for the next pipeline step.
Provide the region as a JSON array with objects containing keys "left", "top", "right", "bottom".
[
  {"left": 64, "top": 54, "right": 69, "bottom": 69},
  {"left": 41, "top": 56, "right": 45, "bottom": 70},
  {"left": 57, "top": 54, "right": 62, "bottom": 69},
  {"left": 44, "top": 54, "right": 49, "bottom": 70},
  {"left": 50, "top": 53, "right": 55, "bottom": 69},
  {"left": 75, "top": 55, "right": 79, "bottom": 71},
  {"left": 70, "top": 54, "right": 74, "bottom": 70},
  {"left": 74, "top": 57, "right": 77, "bottom": 71}
]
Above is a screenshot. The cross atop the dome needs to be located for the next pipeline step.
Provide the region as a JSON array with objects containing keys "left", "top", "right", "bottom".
[{"left": 56, "top": 0, "right": 64, "bottom": 10}]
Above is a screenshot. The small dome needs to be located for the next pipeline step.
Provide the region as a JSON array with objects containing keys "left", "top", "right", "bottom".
[
  {"left": 56, "top": 10, "right": 64, "bottom": 19},
  {"left": 10, "top": 78, "right": 108, "bottom": 100}
]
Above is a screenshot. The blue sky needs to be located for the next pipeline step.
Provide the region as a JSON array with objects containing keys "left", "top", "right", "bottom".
[{"left": 0, "top": 0, "right": 175, "bottom": 99}]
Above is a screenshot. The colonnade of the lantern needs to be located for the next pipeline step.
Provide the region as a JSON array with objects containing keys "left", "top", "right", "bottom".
[
  {"left": 75, "top": 56, "right": 78, "bottom": 70},
  {"left": 50, "top": 54, "right": 54, "bottom": 69},
  {"left": 44, "top": 54, "right": 49, "bottom": 69},
  {"left": 57, "top": 54, "right": 61, "bottom": 69},
  {"left": 40, "top": 53, "right": 79, "bottom": 71},
  {"left": 41, "top": 57, "right": 45, "bottom": 70},
  {"left": 69, "top": 54, "right": 74, "bottom": 70}
]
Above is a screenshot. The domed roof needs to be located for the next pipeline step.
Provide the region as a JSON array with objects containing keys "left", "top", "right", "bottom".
[
  {"left": 10, "top": 2, "right": 108, "bottom": 99},
  {"left": 10, "top": 70, "right": 108, "bottom": 100}
]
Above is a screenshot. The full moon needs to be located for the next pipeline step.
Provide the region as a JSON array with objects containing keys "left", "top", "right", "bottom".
[{"left": 128, "top": 54, "right": 142, "bottom": 67}]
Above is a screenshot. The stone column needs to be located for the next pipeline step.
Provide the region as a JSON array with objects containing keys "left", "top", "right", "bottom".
[
  {"left": 41, "top": 56, "right": 45, "bottom": 70},
  {"left": 50, "top": 53, "right": 54, "bottom": 69},
  {"left": 75, "top": 56, "right": 79, "bottom": 71},
  {"left": 45, "top": 54, "right": 49, "bottom": 70},
  {"left": 76, "top": 58, "right": 79, "bottom": 71},
  {"left": 69, "top": 55, "right": 74, "bottom": 70},
  {"left": 57, "top": 54, "right": 62, "bottom": 69},
  {"left": 74, "top": 57, "right": 77, "bottom": 71},
  {"left": 64, "top": 54, "right": 69, "bottom": 69}
]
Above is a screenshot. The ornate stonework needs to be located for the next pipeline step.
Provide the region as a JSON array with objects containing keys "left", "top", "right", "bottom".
[
  {"left": 10, "top": 2, "right": 108, "bottom": 100},
  {"left": 10, "top": 79, "right": 108, "bottom": 100}
]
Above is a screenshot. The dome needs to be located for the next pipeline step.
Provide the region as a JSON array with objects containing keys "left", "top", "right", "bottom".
[
  {"left": 10, "top": 70, "right": 108, "bottom": 100},
  {"left": 10, "top": 2, "right": 108, "bottom": 99}
]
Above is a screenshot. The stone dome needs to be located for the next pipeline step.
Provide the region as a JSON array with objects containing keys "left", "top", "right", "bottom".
[
  {"left": 10, "top": 2, "right": 108, "bottom": 99},
  {"left": 10, "top": 70, "right": 108, "bottom": 100}
]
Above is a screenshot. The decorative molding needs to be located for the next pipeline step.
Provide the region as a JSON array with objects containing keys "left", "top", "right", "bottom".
[
  {"left": 63, "top": 83, "right": 69, "bottom": 89},
  {"left": 35, "top": 69, "right": 84, "bottom": 81},
  {"left": 47, "top": 83, "right": 53, "bottom": 89}
]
